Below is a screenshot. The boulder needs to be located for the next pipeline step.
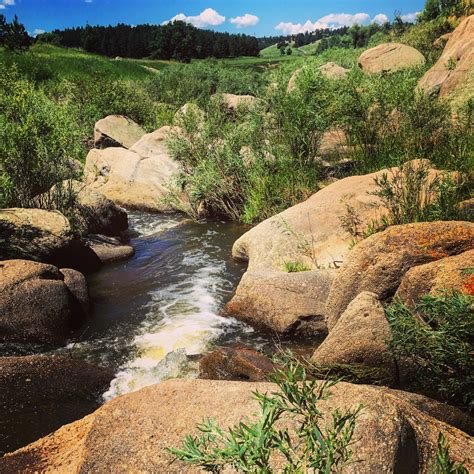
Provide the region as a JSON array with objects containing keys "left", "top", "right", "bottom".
[
  {"left": 287, "top": 67, "right": 303, "bottom": 92},
  {"left": 2, "top": 379, "right": 472, "bottom": 472},
  {"left": 358, "top": 43, "right": 425, "bottom": 74},
  {"left": 173, "top": 103, "right": 205, "bottom": 127},
  {"left": 395, "top": 249, "right": 474, "bottom": 305},
  {"left": 225, "top": 270, "right": 334, "bottom": 335},
  {"left": 319, "top": 128, "right": 351, "bottom": 161},
  {"left": 84, "top": 234, "right": 134, "bottom": 264},
  {"left": 216, "top": 93, "right": 259, "bottom": 113},
  {"left": 319, "top": 61, "right": 349, "bottom": 79},
  {"left": 326, "top": 221, "right": 474, "bottom": 330},
  {"left": 0, "top": 208, "right": 101, "bottom": 274},
  {"left": 84, "top": 126, "right": 181, "bottom": 212},
  {"left": 418, "top": 15, "right": 474, "bottom": 99},
  {"left": 311, "top": 292, "right": 395, "bottom": 381},
  {"left": 200, "top": 346, "right": 274, "bottom": 382},
  {"left": 93, "top": 115, "right": 145, "bottom": 149},
  {"left": 0, "top": 260, "right": 89, "bottom": 345},
  {"left": 0, "top": 355, "right": 113, "bottom": 456}
]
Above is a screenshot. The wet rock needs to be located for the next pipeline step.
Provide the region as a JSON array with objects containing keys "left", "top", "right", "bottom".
[
  {"left": 85, "top": 234, "right": 134, "bottom": 264},
  {"left": 0, "top": 260, "right": 89, "bottom": 346},
  {"left": 395, "top": 249, "right": 474, "bottom": 305},
  {"left": 94, "top": 115, "right": 145, "bottom": 149},
  {"left": 418, "top": 15, "right": 474, "bottom": 99},
  {"left": 0, "top": 355, "right": 113, "bottom": 456},
  {"left": 85, "top": 127, "right": 183, "bottom": 212},
  {"left": 2, "top": 379, "right": 472, "bottom": 472},
  {"left": 200, "top": 346, "right": 274, "bottom": 382},
  {"left": 358, "top": 43, "right": 425, "bottom": 74},
  {"left": 311, "top": 292, "right": 396, "bottom": 382},
  {"left": 326, "top": 221, "right": 474, "bottom": 330}
]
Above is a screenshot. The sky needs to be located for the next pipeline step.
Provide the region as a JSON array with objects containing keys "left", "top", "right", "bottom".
[{"left": 1, "top": 0, "right": 425, "bottom": 38}]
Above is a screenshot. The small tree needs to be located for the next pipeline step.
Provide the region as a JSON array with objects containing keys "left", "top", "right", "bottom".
[
  {"left": 286, "top": 47, "right": 293, "bottom": 55},
  {"left": 0, "top": 14, "right": 7, "bottom": 45},
  {"left": 4, "top": 15, "right": 31, "bottom": 52}
]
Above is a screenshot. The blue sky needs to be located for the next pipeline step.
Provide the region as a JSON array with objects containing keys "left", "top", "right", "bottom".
[{"left": 1, "top": 0, "right": 425, "bottom": 37}]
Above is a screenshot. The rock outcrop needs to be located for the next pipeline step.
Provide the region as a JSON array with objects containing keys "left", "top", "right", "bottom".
[
  {"left": 2, "top": 379, "right": 472, "bottom": 472},
  {"left": 94, "top": 115, "right": 145, "bottom": 149},
  {"left": 84, "top": 126, "right": 181, "bottom": 212},
  {"left": 358, "top": 43, "right": 425, "bottom": 74},
  {"left": 326, "top": 221, "right": 474, "bottom": 329},
  {"left": 0, "top": 260, "right": 89, "bottom": 345},
  {"left": 200, "top": 346, "right": 274, "bottom": 382},
  {"left": 0, "top": 208, "right": 101, "bottom": 273},
  {"left": 0, "top": 356, "right": 113, "bottom": 456},
  {"left": 311, "top": 292, "right": 395, "bottom": 380},
  {"left": 395, "top": 249, "right": 474, "bottom": 305},
  {"left": 418, "top": 15, "right": 474, "bottom": 99}
]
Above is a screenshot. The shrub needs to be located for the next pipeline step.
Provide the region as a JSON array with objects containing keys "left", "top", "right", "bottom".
[
  {"left": 0, "top": 65, "right": 82, "bottom": 208},
  {"left": 283, "top": 261, "right": 311, "bottom": 273},
  {"left": 386, "top": 291, "right": 474, "bottom": 411},
  {"left": 433, "top": 432, "right": 469, "bottom": 474},
  {"left": 170, "top": 358, "right": 361, "bottom": 472}
]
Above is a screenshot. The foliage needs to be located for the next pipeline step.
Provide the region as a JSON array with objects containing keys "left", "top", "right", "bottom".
[
  {"left": 0, "top": 65, "right": 82, "bottom": 208},
  {"left": 386, "top": 291, "right": 474, "bottom": 411},
  {"left": 431, "top": 433, "right": 468, "bottom": 474},
  {"left": 283, "top": 261, "right": 311, "bottom": 273},
  {"left": 170, "top": 358, "right": 361, "bottom": 473},
  {"left": 0, "top": 14, "right": 31, "bottom": 52}
]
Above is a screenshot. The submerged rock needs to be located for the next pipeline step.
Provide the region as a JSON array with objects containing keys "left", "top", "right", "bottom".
[
  {"left": 326, "top": 221, "right": 474, "bottom": 330},
  {"left": 0, "top": 355, "right": 113, "bottom": 456},
  {"left": 0, "top": 260, "right": 89, "bottom": 346},
  {"left": 94, "top": 115, "right": 145, "bottom": 149},
  {"left": 85, "top": 126, "right": 182, "bottom": 212},
  {"left": 1, "top": 379, "right": 472, "bottom": 472},
  {"left": 358, "top": 43, "right": 425, "bottom": 74},
  {"left": 200, "top": 346, "right": 274, "bottom": 382},
  {"left": 418, "top": 15, "right": 474, "bottom": 99}
]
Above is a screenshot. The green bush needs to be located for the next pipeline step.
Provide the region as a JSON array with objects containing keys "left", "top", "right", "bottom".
[
  {"left": 386, "top": 291, "right": 474, "bottom": 411},
  {"left": 170, "top": 358, "right": 361, "bottom": 472},
  {"left": 0, "top": 65, "right": 83, "bottom": 208}
]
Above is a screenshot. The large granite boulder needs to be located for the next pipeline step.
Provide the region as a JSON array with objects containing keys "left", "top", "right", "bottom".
[
  {"left": 84, "top": 126, "right": 181, "bottom": 212},
  {"left": 418, "top": 15, "right": 474, "bottom": 99},
  {"left": 215, "top": 93, "right": 260, "bottom": 113},
  {"left": 311, "top": 291, "right": 395, "bottom": 381},
  {"left": 0, "top": 356, "right": 113, "bottom": 456},
  {"left": 326, "top": 221, "right": 474, "bottom": 330},
  {"left": 0, "top": 260, "right": 89, "bottom": 345},
  {"left": 1, "top": 379, "right": 472, "bottom": 472},
  {"left": 226, "top": 161, "right": 442, "bottom": 334},
  {"left": 395, "top": 249, "right": 474, "bottom": 305},
  {"left": 94, "top": 115, "right": 145, "bottom": 149},
  {"left": 0, "top": 208, "right": 101, "bottom": 273},
  {"left": 358, "top": 43, "right": 425, "bottom": 74},
  {"left": 287, "top": 63, "right": 349, "bottom": 93}
]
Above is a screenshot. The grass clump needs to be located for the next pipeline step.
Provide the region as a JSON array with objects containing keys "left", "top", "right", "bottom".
[
  {"left": 386, "top": 291, "right": 474, "bottom": 412},
  {"left": 170, "top": 358, "right": 361, "bottom": 473},
  {"left": 283, "top": 261, "right": 312, "bottom": 273}
]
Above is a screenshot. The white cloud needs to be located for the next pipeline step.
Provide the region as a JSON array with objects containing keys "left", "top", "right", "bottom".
[
  {"left": 164, "top": 8, "right": 225, "bottom": 28},
  {"left": 230, "top": 13, "right": 259, "bottom": 28},
  {"left": 275, "top": 12, "right": 392, "bottom": 35},
  {"left": 0, "top": 5, "right": 5, "bottom": 9},
  {"left": 85, "top": 0, "right": 93, "bottom": 3},
  {"left": 32, "top": 28, "right": 45, "bottom": 37},
  {"left": 373, "top": 13, "right": 389, "bottom": 25},
  {"left": 400, "top": 12, "right": 421, "bottom": 23},
  {"left": 0, "top": 0, "right": 15, "bottom": 9}
]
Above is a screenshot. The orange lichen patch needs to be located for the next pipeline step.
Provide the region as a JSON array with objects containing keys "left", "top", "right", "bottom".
[{"left": 463, "top": 275, "right": 474, "bottom": 295}]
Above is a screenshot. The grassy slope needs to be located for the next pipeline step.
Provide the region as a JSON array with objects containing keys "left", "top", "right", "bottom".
[{"left": 0, "top": 44, "right": 171, "bottom": 81}]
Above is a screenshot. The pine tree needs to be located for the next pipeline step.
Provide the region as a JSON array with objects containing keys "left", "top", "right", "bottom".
[{"left": 4, "top": 15, "right": 31, "bottom": 52}]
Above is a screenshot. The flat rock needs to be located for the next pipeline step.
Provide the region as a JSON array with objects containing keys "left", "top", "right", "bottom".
[
  {"left": 85, "top": 234, "right": 134, "bottom": 264},
  {"left": 326, "top": 221, "right": 474, "bottom": 330},
  {"left": 418, "top": 15, "right": 474, "bottom": 99},
  {"left": 94, "top": 115, "right": 145, "bottom": 149},
  {"left": 0, "top": 355, "right": 113, "bottom": 456},
  {"left": 358, "top": 43, "right": 425, "bottom": 74},
  {"left": 1, "top": 379, "right": 472, "bottom": 473},
  {"left": 0, "top": 260, "right": 89, "bottom": 345},
  {"left": 395, "top": 249, "right": 474, "bottom": 305}
]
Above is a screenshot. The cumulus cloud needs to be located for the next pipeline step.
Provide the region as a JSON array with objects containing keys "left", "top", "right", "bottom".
[
  {"left": 400, "top": 12, "right": 421, "bottom": 23},
  {"left": 0, "top": 0, "right": 15, "bottom": 9},
  {"left": 275, "top": 12, "right": 391, "bottom": 35},
  {"left": 372, "top": 13, "right": 389, "bottom": 25},
  {"left": 163, "top": 8, "right": 225, "bottom": 28},
  {"left": 32, "top": 28, "right": 45, "bottom": 37},
  {"left": 230, "top": 13, "right": 259, "bottom": 28}
]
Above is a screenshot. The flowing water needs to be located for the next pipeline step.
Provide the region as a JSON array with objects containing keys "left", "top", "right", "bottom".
[{"left": 55, "top": 212, "right": 275, "bottom": 399}]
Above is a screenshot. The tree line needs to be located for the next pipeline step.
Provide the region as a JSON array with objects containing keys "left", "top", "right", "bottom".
[{"left": 37, "top": 21, "right": 260, "bottom": 61}]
